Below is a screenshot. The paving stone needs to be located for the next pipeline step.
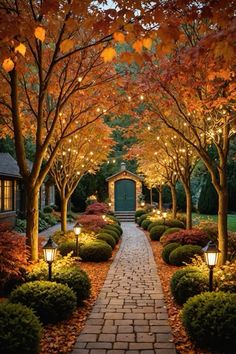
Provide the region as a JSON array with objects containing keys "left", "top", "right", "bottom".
[{"left": 71, "top": 223, "right": 176, "bottom": 354}]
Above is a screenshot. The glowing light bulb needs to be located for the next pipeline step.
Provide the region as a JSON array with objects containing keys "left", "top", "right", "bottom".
[
  {"left": 78, "top": 77, "right": 82, "bottom": 82},
  {"left": 140, "top": 95, "right": 144, "bottom": 100}
]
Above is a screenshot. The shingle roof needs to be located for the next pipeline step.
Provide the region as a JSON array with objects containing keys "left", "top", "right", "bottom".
[{"left": 0, "top": 153, "right": 22, "bottom": 178}]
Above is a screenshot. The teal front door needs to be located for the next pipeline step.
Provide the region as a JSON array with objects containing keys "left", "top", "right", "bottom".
[{"left": 115, "top": 179, "right": 136, "bottom": 211}]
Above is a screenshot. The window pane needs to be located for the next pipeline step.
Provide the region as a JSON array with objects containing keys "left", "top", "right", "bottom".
[{"left": 4, "top": 180, "right": 13, "bottom": 211}]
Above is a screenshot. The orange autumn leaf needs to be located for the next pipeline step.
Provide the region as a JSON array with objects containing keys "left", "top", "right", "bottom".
[
  {"left": 133, "top": 39, "right": 143, "bottom": 53},
  {"left": 143, "top": 38, "right": 152, "bottom": 50},
  {"left": 34, "top": 27, "right": 45, "bottom": 42},
  {"left": 113, "top": 31, "right": 125, "bottom": 43},
  {"left": 2, "top": 58, "right": 14, "bottom": 72},
  {"left": 60, "top": 39, "right": 75, "bottom": 53},
  {"left": 15, "top": 43, "right": 26, "bottom": 56},
  {"left": 100, "top": 47, "right": 117, "bottom": 62}
]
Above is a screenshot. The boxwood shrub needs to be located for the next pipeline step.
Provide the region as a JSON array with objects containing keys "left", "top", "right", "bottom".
[
  {"left": 104, "top": 224, "right": 122, "bottom": 236},
  {"left": 182, "top": 292, "right": 236, "bottom": 352},
  {"left": 53, "top": 267, "right": 91, "bottom": 305},
  {"left": 161, "top": 243, "right": 181, "bottom": 264},
  {"left": 149, "top": 225, "right": 168, "bottom": 241},
  {"left": 101, "top": 228, "right": 120, "bottom": 242},
  {"left": 169, "top": 245, "right": 202, "bottom": 266},
  {"left": 162, "top": 227, "right": 182, "bottom": 237},
  {"left": 137, "top": 214, "right": 148, "bottom": 226},
  {"left": 135, "top": 209, "right": 146, "bottom": 221},
  {"left": 10, "top": 281, "right": 77, "bottom": 324},
  {"left": 58, "top": 240, "right": 76, "bottom": 256},
  {"left": 0, "top": 301, "right": 42, "bottom": 354},
  {"left": 80, "top": 240, "right": 112, "bottom": 262},
  {"left": 96, "top": 233, "right": 116, "bottom": 249},
  {"left": 141, "top": 219, "right": 152, "bottom": 230},
  {"left": 171, "top": 271, "right": 209, "bottom": 304},
  {"left": 170, "top": 267, "right": 199, "bottom": 292}
]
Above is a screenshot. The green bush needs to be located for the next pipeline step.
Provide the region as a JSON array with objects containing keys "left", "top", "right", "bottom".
[
  {"left": 14, "top": 218, "right": 27, "bottom": 233},
  {"left": 135, "top": 209, "right": 146, "bottom": 221},
  {"left": 165, "top": 219, "right": 185, "bottom": 228},
  {"left": 10, "top": 281, "right": 76, "bottom": 324},
  {"left": 137, "top": 214, "right": 148, "bottom": 226},
  {"left": 182, "top": 292, "right": 236, "bottom": 352},
  {"left": 161, "top": 243, "right": 181, "bottom": 264},
  {"left": 53, "top": 267, "right": 91, "bottom": 305},
  {"left": 169, "top": 245, "right": 202, "bottom": 266},
  {"left": 176, "top": 213, "right": 187, "bottom": 226},
  {"left": 162, "top": 227, "right": 182, "bottom": 237},
  {"left": 149, "top": 225, "right": 167, "bottom": 241},
  {"left": 58, "top": 241, "right": 76, "bottom": 256},
  {"left": 43, "top": 213, "right": 58, "bottom": 226},
  {"left": 96, "top": 233, "right": 116, "bottom": 249},
  {"left": 171, "top": 271, "right": 208, "bottom": 304},
  {"left": 38, "top": 217, "right": 49, "bottom": 232},
  {"left": 100, "top": 229, "right": 119, "bottom": 243},
  {"left": 140, "top": 219, "right": 152, "bottom": 230},
  {"left": 106, "top": 215, "right": 120, "bottom": 225},
  {"left": 103, "top": 224, "right": 122, "bottom": 236},
  {"left": 170, "top": 267, "right": 200, "bottom": 292},
  {"left": 80, "top": 241, "right": 112, "bottom": 262},
  {"left": 0, "top": 301, "right": 42, "bottom": 354},
  {"left": 43, "top": 205, "right": 53, "bottom": 213}
]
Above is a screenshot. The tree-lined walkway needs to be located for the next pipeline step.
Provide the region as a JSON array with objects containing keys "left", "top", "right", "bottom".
[{"left": 72, "top": 223, "right": 176, "bottom": 354}]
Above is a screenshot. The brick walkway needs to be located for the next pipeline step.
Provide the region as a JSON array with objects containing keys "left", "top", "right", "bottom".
[{"left": 72, "top": 222, "right": 176, "bottom": 354}]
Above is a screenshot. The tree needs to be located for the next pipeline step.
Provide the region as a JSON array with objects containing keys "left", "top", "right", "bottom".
[
  {"left": 0, "top": 1, "right": 124, "bottom": 260},
  {"left": 50, "top": 122, "right": 113, "bottom": 232}
]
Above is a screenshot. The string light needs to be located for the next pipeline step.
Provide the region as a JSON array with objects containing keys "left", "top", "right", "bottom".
[
  {"left": 78, "top": 77, "right": 82, "bottom": 82},
  {"left": 140, "top": 95, "right": 144, "bottom": 100}
]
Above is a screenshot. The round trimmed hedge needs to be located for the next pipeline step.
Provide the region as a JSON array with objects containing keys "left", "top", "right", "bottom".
[
  {"left": 149, "top": 225, "right": 167, "bottom": 241},
  {"left": 141, "top": 219, "right": 152, "bottom": 230},
  {"left": 148, "top": 220, "right": 184, "bottom": 231},
  {"left": 170, "top": 267, "right": 199, "bottom": 291},
  {"left": 137, "top": 214, "right": 148, "bottom": 226},
  {"left": 135, "top": 209, "right": 146, "bottom": 221},
  {"left": 171, "top": 271, "right": 209, "bottom": 304},
  {"left": 0, "top": 301, "right": 42, "bottom": 354},
  {"left": 162, "top": 227, "right": 182, "bottom": 237},
  {"left": 80, "top": 240, "right": 112, "bottom": 262},
  {"left": 169, "top": 245, "right": 202, "bottom": 266},
  {"left": 161, "top": 242, "right": 181, "bottom": 264},
  {"left": 104, "top": 224, "right": 122, "bottom": 236},
  {"left": 101, "top": 228, "right": 119, "bottom": 242},
  {"left": 10, "top": 281, "right": 77, "bottom": 324},
  {"left": 53, "top": 267, "right": 91, "bottom": 305},
  {"left": 96, "top": 233, "right": 116, "bottom": 249},
  {"left": 182, "top": 292, "right": 236, "bottom": 352},
  {"left": 58, "top": 240, "right": 76, "bottom": 256}
]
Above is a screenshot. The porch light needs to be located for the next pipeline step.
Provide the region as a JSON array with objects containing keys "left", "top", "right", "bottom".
[
  {"left": 43, "top": 237, "right": 58, "bottom": 281},
  {"left": 203, "top": 241, "right": 220, "bottom": 291},
  {"left": 141, "top": 201, "right": 145, "bottom": 207},
  {"left": 74, "top": 223, "right": 82, "bottom": 257}
]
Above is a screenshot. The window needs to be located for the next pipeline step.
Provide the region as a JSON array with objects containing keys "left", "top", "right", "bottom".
[{"left": 4, "top": 180, "right": 13, "bottom": 211}]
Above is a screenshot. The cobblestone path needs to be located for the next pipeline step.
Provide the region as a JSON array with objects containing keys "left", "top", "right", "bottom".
[{"left": 72, "top": 222, "right": 176, "bottom": 354}]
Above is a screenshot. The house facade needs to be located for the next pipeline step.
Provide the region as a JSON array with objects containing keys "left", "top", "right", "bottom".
[
  {"left": 0, "top": 153, "right": 55, "bottom": 227},
  {"left": 106, "top": 162, "right": 143, "bottom": 212}
]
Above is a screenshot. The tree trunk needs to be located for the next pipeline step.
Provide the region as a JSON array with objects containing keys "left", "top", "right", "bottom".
[
  {"left": 61, "top": 196, "right": 69, "bottom": 233},
  {"left": 26, "top": 185, "right": 40, "bottom": 262},
  {"left": 170, "top": 184, "right": 177, "bottom": 219},
  {"left": 183, "top": 185, "right": 192, "bottom": 229},
  {"left": 158, "top": 186, "right": 163, "bottom": 210},
  {"left": 150, "top": 188, "right": 153, "bottom": 205}
]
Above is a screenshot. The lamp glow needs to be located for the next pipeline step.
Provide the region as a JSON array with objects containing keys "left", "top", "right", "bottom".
[
  {"left": 203, "top": 241, "right": 220, "bottom": 291},
  {"left": 43, "top": 237, "right": 58, "bottom": 281},
  {"left": 74, "top": 223, "right": 82, "bottom": 257}
]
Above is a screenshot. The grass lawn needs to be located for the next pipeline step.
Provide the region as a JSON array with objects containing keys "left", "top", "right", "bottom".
[{"left": 192, "top": 213, "right": 236, "bottom": 232}]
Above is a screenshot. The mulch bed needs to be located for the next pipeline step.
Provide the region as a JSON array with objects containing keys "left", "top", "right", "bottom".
[
  {"left": 145, "top": 231, "right": 212, "bottom": 354},
  {"left": 40, "top": 243, "right": 120, "bottom": 354}
]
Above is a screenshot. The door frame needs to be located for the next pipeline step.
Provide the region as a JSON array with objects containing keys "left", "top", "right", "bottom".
[{"left": 114, "top": 178, "right": 136, "bottom": 211}]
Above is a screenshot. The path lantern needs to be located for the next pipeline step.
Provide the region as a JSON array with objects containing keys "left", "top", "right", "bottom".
[
  {"left": 43, "top": 237, "right": 58, "bottom": 281},
  {"left": 108, "top": 202, "right": 112, "bottom": 208},
  {"left": 157, "top": 210, "right": 161, "bottom": 216},
  {"left": 203, "top": 241, "right": 220, "bottom": 291},
  {"left": 74, "top": 223, "right": 82, "bottom": 257},
  {"left": 162, "top": 211, "right": 167, "bottom": 225}
]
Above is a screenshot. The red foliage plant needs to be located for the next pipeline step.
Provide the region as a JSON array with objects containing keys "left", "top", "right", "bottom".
[
  {"left": 0, "top": 226, "right": 29, "bottom": 285},
  {"left": 162, "top": 229, "right": 209, "bottom": 247},
  {"left": 85, "top": 202, "right": 109, "bottom": 215},
  {"left": 77, "top": 214, "right": 107, "bottom": 233}
]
